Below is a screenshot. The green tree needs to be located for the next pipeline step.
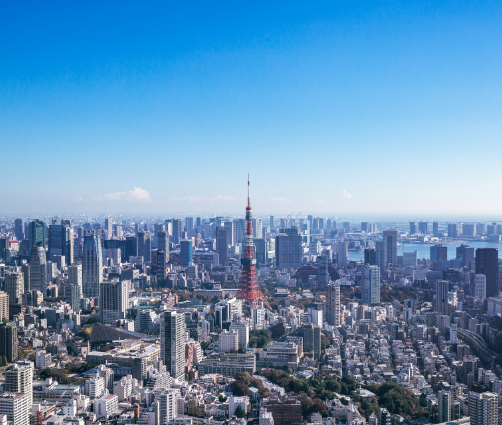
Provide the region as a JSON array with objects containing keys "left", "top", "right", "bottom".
[{"left": 234, "top": 405, "right": 245, "bottom": 418}]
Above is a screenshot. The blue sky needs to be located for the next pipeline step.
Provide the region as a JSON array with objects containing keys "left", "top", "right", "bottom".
[{"left": 1, "top": 1, "right": 501, "bottom": 218}]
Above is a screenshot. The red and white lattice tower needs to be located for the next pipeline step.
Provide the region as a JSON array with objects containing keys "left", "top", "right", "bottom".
[{"left": 236, "top": 175, "right": 271, "bottom": 309}]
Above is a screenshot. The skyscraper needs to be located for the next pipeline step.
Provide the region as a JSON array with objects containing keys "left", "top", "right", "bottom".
[
  {"left": 447, "top": 223, "right": 460, "bottom": 238},
  {"left": 157, "top": 231, "right": 170, "bottom": 261},
  {"left": 336, "top": 242, "right": 348, "bottom": 267},
  {"left": 100, "top": 280, "right": 129, "bottom": 325},
  {"left": 180, "top": 240, "right": 192, "bottom": 267},
  {"left": 125, "top": 236, "right": 138, "bottom": 260},
  {"left": 104, "top": 218, "right": 113, "bottom": 240},
  {"left": 375, "top": 240, "right": 387, "bottom": 273},
  {"left": 68, "top": 264, "right": 82, "bottom": 290},
  {"left": 252, "top": 218, "right": 263, "bottom": 239},
  {"left": 48, "top": 222, "right": 73, "bottom": 264},
  {"left": 67, "top": 284, "right": 81, "bottom": 312},
  {"left": 0, "top": 393, "right": 30, "bottom": 425},
  {"left": 430, "top": 244, "right": 448, "bottom": 263},
  {"left": 364, "top": 248, "right": 377, "bottom": 265},
  {"left": 29, "top": 246, "right": 47, "bottom": 297},
  {"left": 216, "top": 227, "right": 228, "bottom": 265},
  {"left": 5, "top": 362, "right": 34, "bottom": 411},
  {"left": 151, "top": 249, "right": 168, "bottom": 284},
  {"left": 409, "top": 222, "right": 417, "bottom": 234},
  {"left": 326, "top": 282, "right": 340, "bottom": 326},
  {"left": 469, "top": 391, "right": 498, "bottom": 425},
  {"left": 361, "top": 222, "right": 369, "bottom": 232},
  {"left": 433, "top": 221, "right": 439, "bottom": 236},
  {"left": 418, "top": 221, "right": 428, "bottom": 234},
  {"left": 275, "top": 227, "right": 303, "bottom": 269},
  {"left": 475, "top": 274, "right": 486, "bottom": 299},
  {"left": 0, "top": 292, "right": 9, "bottom": 322},
  {"left": 138, "top": 231, "right": 152, "bottom": 262},
  {"left": 5, "top": 272, "right": 23, "bottom": 305},
  {"left": 14, "top": 219, "right": 24, "bottom": 241},
  {"left": 270, "top": 216, "right": 274, "bottom": 230},
  {"left": 172, "top": 219, "right": 183, "bottom": 245},
  {"left": 28, "top": 219, "right": 45, "bottom": 249},
  {"left": 318, "top": 254, "right": 329, "bottom": 288},
  {"left": 456, "top": 244, "right": 475, "bottom": 268},
  {"left": 185, "top": 217, "right": 194, "bottom": 238},
  {"left": 476, "top": 248, "right": 499, "bottom": 297},
  {"left": 438, "top": 390, "right": 451, "bottom": 423},
  {"left": 382, "top": 230, "right": 398, "bottom": 266},
  {"left": 362, "top": 265, "right": 380, "bottom": 304},
  {"left": 82, "top": 234, "right": 103, "bottom": 300},
  {"left": 436, "top": 280, "right": 449, "bottom": 313},
  {"left": 160, "top": 310, "right": 186, "bottom": 381},
  {"left": 0, "top": 322, "right": 18, "bottom": 362}
]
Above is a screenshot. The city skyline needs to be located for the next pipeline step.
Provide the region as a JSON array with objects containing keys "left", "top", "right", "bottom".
[{"left": 2, "top": 2, "right": 502, "bottom": 215}]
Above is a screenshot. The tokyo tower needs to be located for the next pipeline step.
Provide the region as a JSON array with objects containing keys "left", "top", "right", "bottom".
[{"left": 236, "top": 176, "right": 271, "bottom": 309}]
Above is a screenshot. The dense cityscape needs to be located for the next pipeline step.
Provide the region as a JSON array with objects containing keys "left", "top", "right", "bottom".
[{"left": 0, "top": 181, "right": 501, "bottom": 425}]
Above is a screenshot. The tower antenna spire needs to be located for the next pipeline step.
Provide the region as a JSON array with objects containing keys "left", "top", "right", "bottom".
[{"left": 247, "top": 173, "right": 250, "bottom": 208}]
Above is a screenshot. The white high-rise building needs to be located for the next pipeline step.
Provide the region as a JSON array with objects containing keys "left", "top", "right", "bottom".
[
  {"left": 154, "top": 388, "right": 178, "bottom": 425},
  {"left": 93, "top": 394, "right": 119, "bottom": 420},
  {"left": 259, "top": 408, "right": 275, "bottom": 425},
  {"left": 475, "top": 274, "right": 487, "bottom": 300},
  {"left": 326, "top": 282, "right": 340, "bottom": 326},
  {"left": 361, "top": 265, "right": 380, "bottom": 304},
  {"left": 336, "top": 242, "right": 347, "bottom": 267},
  {"left": 35, "top": 350, "right": 52, "bottom": 368},
  {"left": 252, "top": 218, "right": 263, "bottom": 239},
  {"left": 160, "top": 310, "right": 185, "bottom": 381},
  {"left": 218, "top": 330, "right": 239, "bottom": 353},
  {"left": 450, "top": 324, "right": 458, "bottom": 343},
  {"left": 85, "top": 377, "right": 105, "bottom": 398},
  {"left": 0, "top": 393, "right": 29, "bottom": 425},
  {"left": 469, "top": 391, "right": 498, "bottom": 425},
  {"left": 229, "top": 322, "right": 250, "bottom": 348},
  {"left": 4, "top": 362, "right": 33, "bottom": 411},
  {"left": 252, "top": 307, "right": 266, "bottom": 329}
]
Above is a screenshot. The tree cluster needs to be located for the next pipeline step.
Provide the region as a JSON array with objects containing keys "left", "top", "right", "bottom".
[
  {"left": 249, "top": 329, "right": 272, "bottom": 348},
  {"left": 231, "top": 372, "right": 273, "bottom": 398}
]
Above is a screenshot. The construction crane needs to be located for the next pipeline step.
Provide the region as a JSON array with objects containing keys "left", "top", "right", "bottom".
[
  {"left": 292, "top": 212, "right": 302, "bottom": 226},
  {"left": 37, "top": 383, "right": 73, "bottom": 425}
]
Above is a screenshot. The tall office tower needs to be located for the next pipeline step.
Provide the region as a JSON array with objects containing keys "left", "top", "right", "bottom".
[
  {"left": 375, "top": 240, "right": 387, "bottom": 273},
  {"left": 364, "top": 248, "right": 377, "bottom": 265},
  {"left": 224, "top": 221, "right": 235, "bottom": 246},
  {"left": 318, "top": 218, "right": 324, "bottom": 230},
  {"left": 463, "top": 223, "right": 476, "bottom": 237},
  {"left": 180, "top": 240, "right": 192, "bottom": 267},
  {"left": 29, "top": 246, "right": 47, "bottom": 297},
  {"left": 104, "top": 218, "right": 113, "bottom": 240},
  {"left": 456, "top": 244, "right": 475, "bottom": 268},
  {"left": 154, "top": 388, "right": 178, "bottom": 424},
  {"left": 5, "top": 363, "right": 33, "bottom": 410},
  {"left": 476, "top": 248, "right": 499, "bottom": 297},
  {"left": 0, "top": 393, "right": 29, "bottom": 425},
  {"left": 67, "top": 284, "right": 81, "bottom": 312},
  {"left": 137, "top": 231, "right": 152, "bottom": 262},
  {"left": 28, "top": 219, "right": 45, "bottom": 249},
  {"left": 361, "top": 265, "right": 380, "bottom": 304},
  {"left": 216, "top": 227, "right": 228, "bottom": 265},
  {"left": 0, "top": 292, "right": 9, "bottom": 322},
  {"left": 48, "top": 222, "right": 73, "bottom": 264},
  {"left": 487, "top": 224, "right": 496, "bottom": 236},
  {"left": 326, "top": 219, "right": 332, "bottom": 230},
  {"left": 433, "top": 221, "right": 439, "bottom": 236},
  {"left": 312, "top": 218, "right": 319, "bottom": 230},
  {"left": 475, "top": 274, "right": 487, "bottom": 299},
  {"left": 0, "top": 322, "right": 18, "bottom": 362},
  {"left": 409, "top": 222, "right": 417, "bottom": 234},
  {"left": 342, "top": 222, "right": 350, "bottom": 231},
  {"left": 68, "top": 264, "right": 82, "bottom": 290},
  {"left": 307, "top": 215, "right": 313, "bottom": 229},
  {"left": 21, "top": 263, "right": 29, "bottom": 292},
  {"left": 447, "top": 223, "right": 460, "bottom": 238},
  {"left": 336, "top": 241, "right": 348, "bottom": 267},
  {"left": 195, "top": 217, "right": 201, "bottom": 226},
  {"left": 82, "top": 234, "right": 103, "bottom": 300},
  {"left": 326, "top": 283, "right": 340, "bottom": 326},
  {"left": 361, "top": 222, "right": 369, "bottom": 232},
  {"left": 469, "top": 391, "right": 498, "bottom": 425},
  {"left": 270, "top": 216, "right": 274, "bottom": 230},
  {"left": 430, "top": 244, "right": 448, "bottom": 263},
  {"left": 0, "top": 239, "right": 7, "bottom": 260},
  {"left": 100, "top": 280, "right": 128, "bottom": 324},
  {"left": 151, "top": 249, "right": 168, "bottom": 284},
  {"left": 436, "top": 280, "right": 449, "bottom": 313},
  {"left": 134, "top": 223, "right": 140, "bottom": 236},
  {"left": 477, "top": 223, "right": 486, "bottom": 235},
  {"left": 236, "top": 178, "right": 271, "bottom": 309},
  {"left": 5, "top": 272, "right": 23, "bottom": 305},
  {"left": 61, "top": 220, "right": 74, "bottom": 264},
  {"left": 157, "top": 231, "right": 170, "bottom": 261},
  {"left": 418, "top": 221, "right": 428, "bottom": 234},
  {"left": 254, "top": 238, "right": 266, "bottom": 266},
  {"left": 438, "top": 390, "right": 452, "bottom": 423},
  {"left": 275, "top": 227, "right": 303, "bottom": 269},
  {"left": 14, "top": 219, "right": 24, "bottom": 241},
  {"left": 303, "top": 323, "right": 321, "bottom": 359},
  {"left": 252, "top": 218, "right": 263, "bottom": 239},
  {"left": 160, "top": 310, "right": 186, "bottom": 381},
  {"left": 382, "top": 230, "right": 398, "bottom": 266},
  {"left": 233, "top": 219, "right": 245, "bottom": 244},
  {"left": 318, "top": 254, "right": 330, "bottom": 289},
  {"left": 185, "top": 217, "right": 194, "bottom": 238},
  {"left": 125, "top": 236, "right": 138, "bottom": 260},
  {"left": 171, "top": 219, "right": 183, "bottom": 245}
]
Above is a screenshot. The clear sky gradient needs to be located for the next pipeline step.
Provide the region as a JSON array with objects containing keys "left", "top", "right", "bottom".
[{"left": 1, "top": 1, "right": 501, "bottom": 218}]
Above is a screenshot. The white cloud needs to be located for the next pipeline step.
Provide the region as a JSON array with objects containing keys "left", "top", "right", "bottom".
[
  {"left": 170, "top": 195, "right": 238, "bottom": 204},
  {"left": 343, "top": 190, "right": 352, "bottom": 198},
  {"left": 79, "top": 187, "right": 152, "bottom": 203}
]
